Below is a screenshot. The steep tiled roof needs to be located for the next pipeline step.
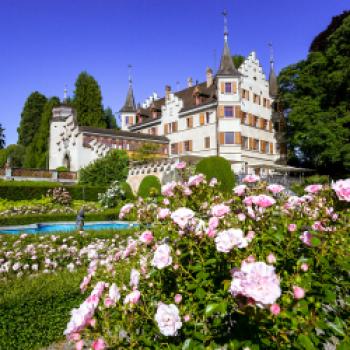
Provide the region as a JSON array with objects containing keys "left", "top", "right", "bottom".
[
  {"left": 217, "top": 41, "right": 241, "bottom": 77},
  {"left": 120, "top": 84, "right": 136, "bottom": 113}
]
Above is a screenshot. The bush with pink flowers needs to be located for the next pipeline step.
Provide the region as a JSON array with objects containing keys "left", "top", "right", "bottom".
[{"left": 64, "top": 175, "right": 350, "bottom": 349}]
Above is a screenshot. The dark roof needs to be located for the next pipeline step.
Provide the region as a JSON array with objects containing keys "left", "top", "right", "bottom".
[
  {"left": 120, "top": 84, "right": 136, "bottom": 113},
  {"left": 269, "top": 64, "right": 278, "bottom": 97},
  {"left": 216, "top": 41, "right": 241, "bottom": 77},
  {"left": 130, "top": 81, "right": 217, "bottom": 128},
  {"left": 79, "top": 126, "right": 169, "bottom": 143}
]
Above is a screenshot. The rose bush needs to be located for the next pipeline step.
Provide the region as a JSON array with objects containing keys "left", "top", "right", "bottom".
[{"left": 64, "top": 175, "right": 350, "bottom": 349}]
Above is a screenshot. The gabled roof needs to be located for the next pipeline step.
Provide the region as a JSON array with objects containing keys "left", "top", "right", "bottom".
[
  {"left": 120, "top": 84, "right": 136, "bottom": 113},
  {"left": 216, "top": 40, "right": 241, "bottom": 77}
]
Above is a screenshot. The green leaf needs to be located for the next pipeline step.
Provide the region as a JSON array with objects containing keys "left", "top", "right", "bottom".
[
  {"left": 195, "top": 287, "right": 206, "bottom": 300},
  {"left": 205, "top": 303, "right": 219, "bottom": 316},
  {"left": 311, "top": 237, "right": 321, "bottom": 246},
  {"left": 297, "top": 335, "right": 316, "bottom": 350},
  {"left": 327, "top": 317, "right": 346, "bottom": 336}
]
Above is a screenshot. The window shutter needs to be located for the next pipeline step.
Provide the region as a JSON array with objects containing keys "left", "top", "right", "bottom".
[
  {"left": 219, "top": 132, "right": 225, "bottom": 145},
  {"left": 130, "top": 116, "right": 133, "bottom": 125},
  {"left": 199, "top": 113, "right": 205, "bottom": 125},
  {"left": 218, "top": 106, "right": 224, "bottom": 118},
  {"left": 189, "top": 117, "right": 193, "bottom": 128},
  {"left": 189, "top": 140, "right": 193, "bottom": 151},
  {"left": 164, "top": 124, "right": 168, "bottom": 134},
  {"left": 220, "top": 82, "right": 225, "bottom": 94},
  {"left": 172, "top": 121, "right": 178, "bottom": 132},
  {"left": 266, "top": 99, "right": 270, "bottom": 108},
  {"left": 235, "top": 132, "right": 241, "bottom": 144},
  {"left": 233, "top": 81, "right": 237, "bottom": 94},
  {"left": 269, "top": 120, "right": 273, "bottom": 132},
  {"left": 248, "top": 113, "right": 253, "bottom": 126},
  {"left": 249, "top": 137, "right": 253, "bottom": 149},
  {"left": 269, "top": 143, "right": 274, "bottom": 154},
  {"left": 234, "top": 106, "right": 241, "bottom": 118}
]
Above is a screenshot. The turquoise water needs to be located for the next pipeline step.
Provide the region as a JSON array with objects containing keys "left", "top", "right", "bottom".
[{"left": 0, "top": 222, "right": 137, "bottom": 235}]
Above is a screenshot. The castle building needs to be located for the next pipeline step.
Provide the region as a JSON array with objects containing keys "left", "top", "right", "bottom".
[
  {"left": 120, "top": 18, "right": 286, "bottom": 175},
  {"left": 49, "top": 13, "right": 286, "bottom": 175}
]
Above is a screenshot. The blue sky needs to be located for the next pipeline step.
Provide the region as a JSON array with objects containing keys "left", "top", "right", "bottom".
[{"left": 1, "top": 0, "right": 349, "bottom": 145}]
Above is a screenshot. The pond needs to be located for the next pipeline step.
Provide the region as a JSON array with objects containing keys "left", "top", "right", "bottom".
[{"left": 0, "top": 221, "right": 138, "bottom": 235}]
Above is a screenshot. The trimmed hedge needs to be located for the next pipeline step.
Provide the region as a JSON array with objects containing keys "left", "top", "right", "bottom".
[
  {"left": 0, "top": 209, "right": 121, "bottom": 226},
  {"left": 120, "top": 182, "right": 135, "bottom": 200},
  {"left": 0, "top": 181, "right": 107, "bottom": 201},
  {"left": 0, "top": 269, "right": 86, "bottom": 350},
  {"left": 195, "top": 156, "right": 235, "bottom": 193},
  {"left": 137, "top": 175, "right": 161, "bottom": 198}
]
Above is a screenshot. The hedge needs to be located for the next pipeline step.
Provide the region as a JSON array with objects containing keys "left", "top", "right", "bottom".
[
  {"left": 137, "top": 175, "right": 161, "bottom": 198},
  {"left": 0, "top": 269, "right": 86, "bottom": 350},
  {"left": 0, "top": 209, "right": 122, "bottom": 226},
  {"left": 0, "top": 181, "right": 107, "bottom": 201},
  {"left": 120, "top": 182, "right": 135, "bottom": 200},
  {"left": 195, "top": 156, "right": 236, "bottom": 193}
]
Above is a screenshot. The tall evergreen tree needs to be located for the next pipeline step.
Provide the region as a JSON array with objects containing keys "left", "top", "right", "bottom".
[
  {"left": 73, "top": 71, "right": 106, "bottom": 128},
  {"left": 17, "top": 92, "right": 47, "bottom": 147},
  {"left": 24, "top": 97, "right": 60, "bottom": 168},
  {"left": 279, "top": 12, "right": 350, "bottom": 176},
  {"left": 0, "top": 123, "right": 5, "bottom": 149},
  {"left": 103, "top": 107, "right": 118, "bottom": 129}
]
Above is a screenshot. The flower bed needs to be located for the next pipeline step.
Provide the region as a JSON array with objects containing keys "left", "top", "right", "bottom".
[{"left": 63, "top": 175, "right": 350, "bottom": 349}]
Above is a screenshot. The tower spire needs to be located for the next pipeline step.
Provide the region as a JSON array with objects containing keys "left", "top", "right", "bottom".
[
  {"left": 223, "top": 9, "right": 228, "bottom": 43},
  {"left": 120, "top": 65, "right": 136, "bottom": 113},
  {"left": 269, "top": 42, "right": 275, "bottom": 70},
  {"left": 268, "top": 43, "right": 278, "bottom": 97},
  {"left": 63, "top": 84, "right": 68, "bottom": 103}
]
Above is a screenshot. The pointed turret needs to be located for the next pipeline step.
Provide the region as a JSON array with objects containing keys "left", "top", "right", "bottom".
[
  {"left": 268, "top": 43, "right": 278, "bottom": 97},
  {"left": 120, "top": 82, "right": 136, "bottom": 113},
  {"left": 216, "top": 10, "right": 240, "bottom": 77}
]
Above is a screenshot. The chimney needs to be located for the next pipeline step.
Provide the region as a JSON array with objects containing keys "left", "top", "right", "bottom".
[
  {"left": 206, "top": 67, "right": 213, "bottom": 87},
  {"left": 165, "top": 85, "right": 171, "bottom": 100},
  {"left": 187, "top": 77, "right": 193, "bottom": 88}
]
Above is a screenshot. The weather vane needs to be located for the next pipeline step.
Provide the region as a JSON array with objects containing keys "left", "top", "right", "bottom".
[
  {"left": 268, "top": 42, "right": 274, "bottom": 68},
  {"left": 222, "top": 9, "right": 228, "bottom": 42},
  {"left": 128, "top": 64, "right": 133, "bottom": 85}
]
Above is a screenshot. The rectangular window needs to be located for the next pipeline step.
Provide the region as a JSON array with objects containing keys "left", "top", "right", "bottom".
[
  {"left": 242, "top": 136, "right": 248, "bottom": 149},
  {"left": 184, "top": 140, "right": 192, "bottom": 152},
  {"left": 224, "top": 132, "right": 235, "bottom": 144},
  {"left": 204, "top": 136, "right": 210, "bottom": 149},
  {"left": 206, "top": 112, "right": 210, "bottom": 124},
  {"left": 224, "top": 106, "right": 234, "bottom": 118},
  {"left": 225, "top": 82, "right": 232, "bottom": 94},
  {"left": 263, "top": 98, "right": 267, "bottom": 107},
  {"left": 171, "top": 143, "right": 178, "bottom": 155},
  {"left": 186, "top": 117, "right": 193, "bottom": 128},
  {"left": 253, "top": 139, "right": 259, "bottom": 151}
]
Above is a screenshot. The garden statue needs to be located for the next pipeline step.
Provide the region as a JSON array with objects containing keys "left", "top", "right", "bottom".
[{"left": 76, "top": 207, "right": 85, "bottom": 232}]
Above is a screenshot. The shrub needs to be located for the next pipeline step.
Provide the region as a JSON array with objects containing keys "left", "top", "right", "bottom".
[
  {"left": 79, "top": 149, "right": 129, "bottom": 186},
  {"left": 56, "top": 166, "right": 68, "bottom": 172},
  {"left": 47, "top": 187, "right": 72, "bottom": 206},
  {"left": 137, "top": 175, "right": 161, "bottom": 198},
  {"left": 98, "top": 181, "right": 126, "bottom": 208},
  {"left": 0, "top": 182, "right": 106, "bottom": 201},
  {"left": 195, "top": 156, "right": 235, "bottom": 193},
  {"left": 65, "top": 177, "right": 350, "bottom": 349},
  {"left": 120, "top": 181, "right": 135, "bottom": 200}
]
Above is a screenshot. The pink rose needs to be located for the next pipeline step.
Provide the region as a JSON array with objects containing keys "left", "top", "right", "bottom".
[
  {"left": 161, "top": 181, "right": 177, "bottom": 197},
  {"left": 175, "top": 161, "right": 186, "bottom": 169},
  {"left": 152, "top": 244, "right": 172, "bottom": 269},
  {"left": 242, "top": 174, "right": 260, "bottom": 183},
  {"left": 171, "top": 207, "right": 195, "bottom": 229},
  {"left": 139, "top": 230, "right": 154, "bottom": 244},
  {"left": 209, "top": 177, "right": 218, "bottom": 187},
  {"left": 183, "top": 314, "right": 191, "bottom": 322},
  {"left": 300, "top": 231, "right": 312, "bottom": 246},
  {"left": 270, "top": 303, "right": 281, "bottom": 315},
  {"left": 158, "top": 208, "right": 171, "bottom": 220},
  {"left": 267, "top": 184, "right": 285, "bottom": 194},
  {"left": 305, "top": 184, "right": 322, "bottom": 194},
  {"left": 188, "top": 174, "right": 205, "bottom": 186},
  {"left": 237, "top": 213, "right": 246, "bottom": 221},
  {"left": 211, "top": 204, "right": 230, "bottom": 218},
  {"left": 300, "top": 263, "right": 309, "bottom": 272},
  {"left": 288, "top": 224, "right": 297, "bottom": 232},
  {"left": 174, "top": 294, "right": 182, "bottom": 304},
  {"left": 123, "top": 290, "right": 141, "bottom": 305},
  {"left": 92, "top": 338, "right": 106, "bottom": 350},
  {"left": 332, "top": 179, "right": 350, "bottom": 202},
  {"left": 75, "top": 340, "right": 84, "bottom": 350},
  {"left": 253, "top": 195, "right": 276, "bottom": 208},
  {"left": 246, "top": 231, "right": 255, "bottom": 242},
  {"left": 233, "top": 184, "right": 247, "bottom": 196},
  {"left": 267, "top": 253, "right": 276, "bottom": 264},
  {"left": 208, "top": 216, "right": 219, "bottom": 229},
  {"left": 293, "top": 286, "right": 305, "bottom": 299}
]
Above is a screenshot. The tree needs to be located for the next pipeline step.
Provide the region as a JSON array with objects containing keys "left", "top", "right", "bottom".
[
  {"left": 0, "top": 123, "right": 5, "bottom": 149},
  {"left": 103, "top": 107, "right": 118, "bottom": 129},
  {"left": 17, "top": 92, "right": 47, "bottom": 147},
  {"left": 24, "top": 97, "right": 60, "bottom": 168},
  {"left": 278, "top": 12, "right": 350, "bottom": 176},
  {"left": 73, "top": 71, "right": 106, "bottom": 128},
  {"left": 0, "top": 144, "right": 26, "bottom": 168},
  {"left": 79, "top": 150, "right": 129, "bottom": 186},
  {"left": 232, "top": 55, "right": 245, "bottom": 68}
]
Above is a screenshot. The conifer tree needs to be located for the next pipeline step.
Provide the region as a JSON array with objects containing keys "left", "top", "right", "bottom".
[
  {"left": 104, "top": 107, "right": 118, "bottom": 129},
  {"left": 17, "top": 92, "right": 47, "bottom": 147},
  {"left": 0, "top": 123, "right": 5, "bottom": 149},
  {"left": 73, "top": 71, "right": 106, "bottom": 128}
]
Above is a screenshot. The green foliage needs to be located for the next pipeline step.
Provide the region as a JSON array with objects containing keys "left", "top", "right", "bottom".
[
  {"left": 56, "top": 166, "right": 68, "bottom": 172},
  {"left": 0, "top": 144, "right": 26, "bottom": 168},
  {"left": 0, "top": 123, "right": 5, "bottom": 149},
  {"left": 0, "top": 181, "right": 107, "bottom": 201},
  {"left": 137, "top": 175, "right": 161, "bottom": 198},
  {"left": 120, "top": 181, "right": 135, "bottom": 200},
  {"left": 0, "top": 208, "right": 120, "bottom": 226},
  {"left": 73, "top": 71, "right": 106, "bottom": 128},
  {"left": 291, "top": 175, "right": 331, "bottom": 196},
  {"left": 132, "top": 142, "right": 161, "bottom": 162},
  {"left": 279, "top": 13, "right": 350, "bottom": 176},
  {"left": 103, "top": 107, "right": 118, "bottom": 129},
  {"left": 24, "top": 97, "right": 60, "bottom": 168},
  {"left": 232, "top": 54, "right": 245, "bottom": 68},
  {"left": 79, "top": 149, "right": 129, "bottom": 186},
  {"left": 17, "top": 91, "right": 47, "bottom": 147},
  {"left": 98, "top": 181, "right": 126, "bottom": 208},
  {"left": 0, "top": 270, "right": 85, "bottom": 350},
  {"left": 195, "top": 156, "right": 235, "bottom": 193}
]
